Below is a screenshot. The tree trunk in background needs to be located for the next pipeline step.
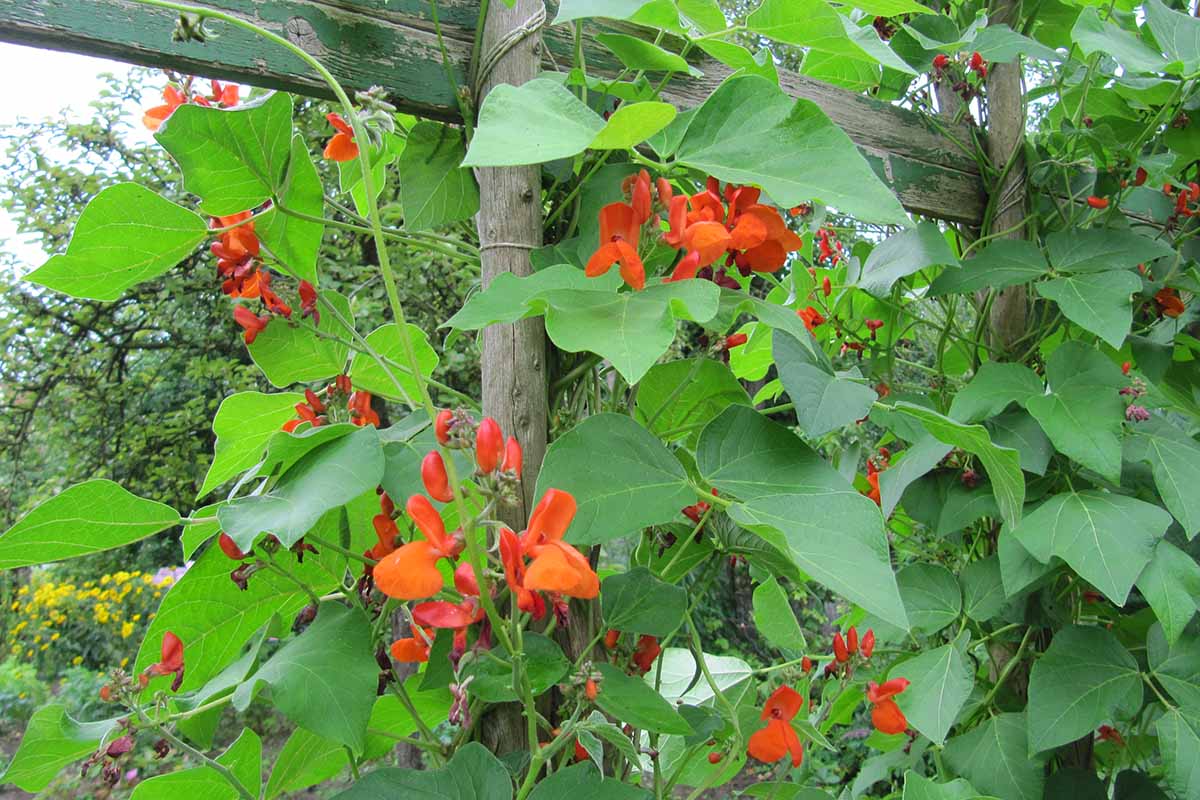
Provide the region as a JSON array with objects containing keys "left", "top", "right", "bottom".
[
  {"left": 984, "top": 0, "right": 1029, "bottom": 354},
  {"left": 474, "top": 0, "right": 548, "bottom": 756}
]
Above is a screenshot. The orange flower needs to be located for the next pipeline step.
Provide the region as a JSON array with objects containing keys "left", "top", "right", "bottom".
[
  {"left": 586, "top": 202, "right": 647, "bottom": 290},
  {"left": 143, "top": 86, "right": 187, "bottom": 131},
  {"left": 747, "top": 686, "right": 804, "bottom": 767},
  {"left": 666, "top": 178, "right": 802, "bottom": 281},
  {"left": 141, "top": 631, "right": 185, "bottom": 691},
  {"left": 864, "top": 462, "right": 882, "bottom": 506},
  {"left": 631, "top": 634, "right": 661, "bottom": 675},
  {"left": 373, "top": 495, "right": 460, "bottom": 600},
  {"left": 323, "top": 113, "right": 359, "bottom": 162},
  {"left": 866, "top": 677, "right": 910, "bottom": 735},
  {"left": 391, "top": 625, "right": 434, "bottom": 663},
  {"left": 233, "top": 305, "right": 270, "bottom": 345},
  {"left": 1156, "top": 287, "right": 1186, "bottom": 318},
  {"left": 519, "top": 489, "right": 599, "bottom": 599},
  {"left": 500, "top": 528, "right": 546, "bottom": 619},
  {"left": 797, "top": 306, "right": 826, "bottom": 332}
]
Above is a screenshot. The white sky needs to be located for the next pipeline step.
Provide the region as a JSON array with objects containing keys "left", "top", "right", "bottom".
[{"left": 0, "top": 43, "right": 153, "bottom": 273}]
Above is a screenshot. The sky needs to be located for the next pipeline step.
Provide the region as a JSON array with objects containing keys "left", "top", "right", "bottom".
[{"left": 0, "top": 42, "right": 151, "bottom": 273}]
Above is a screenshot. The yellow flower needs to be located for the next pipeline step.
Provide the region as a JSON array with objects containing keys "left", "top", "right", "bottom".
[
  {"left": 132, "top": 614, "right": 142, "bottom": 622},
  {"left": 100, "top": 575, "right": 111, "bottom": 585},
  {"left": 50, "top": 633, "right": 60, "bottom": 641},
  {"left": 18, "top": 692, "right": 26, "bottom": 700},
  {"left": 119, "top": 657, "right": 129, "bottom": 668},
  {"left": 121, "top": 622, "right": 134, "bottom": 639},
  {"left": 72, "top": 656, "right": 83, "bottom": 666},
  {"left": 39, "top": 643, "right": 49, "bottom": 651}
]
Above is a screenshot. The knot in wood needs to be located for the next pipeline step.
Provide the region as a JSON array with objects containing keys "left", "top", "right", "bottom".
[
  {"left": 285, "top": 17, "right": 325, "bottom": 56},
  {"left": 520, "top": 188, "right": 535, "bottom": 203}
]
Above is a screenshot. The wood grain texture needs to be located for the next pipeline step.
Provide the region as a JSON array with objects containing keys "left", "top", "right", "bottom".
[{"left": 1, "top": 0, "right": 984, "bottom": 223}]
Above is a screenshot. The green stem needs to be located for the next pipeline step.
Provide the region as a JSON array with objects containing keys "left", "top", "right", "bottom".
[
  {"left": 275, "top": 202, "right": 480, "bottom": 264},
  {"left": 306, "top": 532, "right": 377, "bottom": 567}
]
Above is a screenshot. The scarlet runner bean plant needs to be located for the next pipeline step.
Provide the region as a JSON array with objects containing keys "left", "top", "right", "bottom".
[{"left": 3, "top": 0, "right": 1200, "bottom": 798}]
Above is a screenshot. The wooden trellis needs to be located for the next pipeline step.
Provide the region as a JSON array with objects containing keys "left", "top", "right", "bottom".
[{"left": 4, "top": 0, "right": 985, "bottom": 224}]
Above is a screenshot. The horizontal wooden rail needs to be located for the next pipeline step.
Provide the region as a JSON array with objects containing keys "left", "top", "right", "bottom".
[{"left": 1, "top": 0, "right": 984, "bottom": 223}]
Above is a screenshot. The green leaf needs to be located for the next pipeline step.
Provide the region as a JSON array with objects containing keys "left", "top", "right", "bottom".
[
  {"left": 897, "top": 563, "right": 962, "bottom": 634},
  {"left": 462, "top": 78, "right": 605, "bottom": 167},
  {"left": 331, "top": 743, "right": 512, "bottom": 800},
  {"left": 444, "top": 264, "right": 617, "bottom": 330},
  {"left": 654, "top": 647, "right": 753, "bottom": 706},
  {"left": 0, "top": 705, "right": 121, "bottom": 792},
  {"left": 847, "top": 0, "right": 933, "bottom": 14},
  {"left": 928, "top": 240, "right": 1049, "bottom": 297},
  {"left": 596, "top": 32, "right": 700, "bottom": 75},
  {"left": 988, "top": 411, "right": 1053, "bottom": 476},
  {"left": 234, "top": 603, "right": 377, "bottom": 752},
  {"left": 894, "top": 643, "right": 974, "bottom": 746},
  {"left": 1138, "top": 541, "right": 1200, "bottom": 646},
  {"left": 200, "top": 391, "right": 303, "bottom": 497},
  {"left": 635, "top": 357, "right": 751, "bottom": 445},
  {"left": 753, "top": 576, "right": 806, "bottom": 650},
  {"left": 1124, "top": 419, "right": 1200, "bottom": 538},
  {"left": 674, "top": 75, "right": 908, "bottom": 226},
  {"left": 1025, "top": 341, "right": 1125, "bottom": 481},
  {"left": 1156, "top": 709, "right": 1200, "bottom": 798},
  {"left": 892, "top": 402, "right": 1025, "bottom": 529},
  {"left": 698, "top": 40, "right": 779, "bottom": 82},
  {"left": 590, "top": 101, "right": 679, "bottom": 150},
  {"left": 0, "top": 480, "right": 179, "bottom": 570},
  {"left": 1011, "top": 491, "right": 1170, "bottom": 605},
  {"left": 1036, "top": 270, "right": 1141, "bottom": 349},
  {"left": 534, "top": 280, "right": 720, "bottom": 384},
  {"left": 219, "top": 425, "right": 383, "bottom": 550},
  {"left": 129, "top": 768, "right": 238, "bottom": 799},
  {"left": 949, "top": 363, "right": 1044, "bottom": 424},
  {"left": 1026, "top": 625, "right": 1141, "bottom": 753},
  {"left": 901, "top": 771, "right": 989, "bottom": 800},
  {"left": 1148, "top": 621, "right": 1200, "bottom": 711},
  {"left": 747, "top": 0, "right": 904, "bottom": 69},
  {"left": 528, "top": 762, "right": 652, "bottom": 800},
  {"left": 594, "top": 662, "right": 693, "bottom": 734},
  {"left": 961, "top": 556, "right": 1007, "bottom": 622},
  {"left": 774, "top": 330, "right": 876, "bottom": 437},
  {"left": 155, "top": 91, "right": 293, "bottom": 215},
  {"left": 397, "top": 121, "right": 479, "bottom": 232},
  {"left": 248, "top": 289, "right": 355, "bottom": 386},
  {"left": 464, "top": 633, "right": 569, "bottom": 702},
  {"left": 26, "top": 183, "right": 207, "bottom": 301},
  {"left": 536, "top": 413, "right": 694, "bottom": 545},
  {"left": 879, "top": 437, "right": 952, "bottom": 519},
  {"left": 853, "top": 223, "right": 959, "bottom": 297},
  {"left": 698, "top": 406, "right": 908, "bottom": 628},
  {"left": 1045, "top": 228, "right": 1174, "bottom": 274},
  {"left": 998, "top": 529, "right": 1057, "bottom": 598},
  {"left": 218, "top": 727, "right": 263, "bottom": 797},
  {"left": 1072, "top": 7, "right": 1168, "bottom": 74},
  {"left": 1113, "top": 770, "right": 1169, "bottom": 800},
  {"left": 943, "top": 713, "right": 1044, "bottom": 800},
  {"left": 347, "top": 323, "right": 439, "bottom": 405},
  {"left": 969, "top": 23, "right": 1061, "bottom": 62},
  {"left": 553, "top": 0, "right": 675, "bottom": 25},
  {"left": 134, "top": 546, "right": 340, "bottom": 692},
  {"left": 257, "top": 135, "right": 324, "bottom": 285},
  {"left": 602, "top": 567, "right": 687, "bottom": 636},
  {"left": 1146, "top": 0, "right": 1200, "bottom": 75}
]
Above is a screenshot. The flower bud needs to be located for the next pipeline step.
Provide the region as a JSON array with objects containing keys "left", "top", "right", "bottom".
[
  {"left": 847, "top": 626, "right": 859, "bottom": 655},
  {"left": 435, "top": 409, "right": 454, "bottom": 444},
  {"left": 218, "top": 533, "right": 247, "bottom": 561},
  {"left": 421, "top": 451, "right": 454, "bottom": 502},
  {"left": 501, "top": 436, "right": 522, "bottom": 474},
  {"left": 475, "top": 417, "right": 504, "bottom": 473},
  {"left": 833, "top": 632, "right": 849, "bottom": 663},
  {"left": 861, "top": 628, "right": 876, "bottom": 659}
]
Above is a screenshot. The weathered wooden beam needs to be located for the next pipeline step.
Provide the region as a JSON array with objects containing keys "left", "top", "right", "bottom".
[{"left": 1, "top": 0, "right": 983, "bottom": 223}]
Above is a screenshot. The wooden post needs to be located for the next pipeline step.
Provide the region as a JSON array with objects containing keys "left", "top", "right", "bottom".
[
  {"left": 473, "top": 0, "right": 547, "bottom": 755},
  {"left": 984, "top": 0, "right": 1028, "bottom": 353}
]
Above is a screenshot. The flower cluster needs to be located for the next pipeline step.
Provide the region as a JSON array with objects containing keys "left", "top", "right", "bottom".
[
  {"left": 586, "top": 171, "right": 803, "bottom": 291},
  {"left": 279, "top": 374, "right": 379, "bottom": 431},
  {"left": 142, "top": 78, "right": 239, "bottom": 131},
  {"left": 862, "top": 447, "right": 891, "bottom": 507},
  {"left": 365, "top": 414, "right": 599, "bottom": 668},
  {"left": 6, "top": 569, "right": 177, "bottom": 675},
  {"left": 747, "top": 625, "right": 909, "bottom": 770},
  {"left": 932, "top": 51, "right": 988, "bottom": 103}
]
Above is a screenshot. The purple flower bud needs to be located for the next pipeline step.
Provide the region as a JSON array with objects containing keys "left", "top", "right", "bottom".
[{"left": 1125, "top": 404, "right": 1151, "bottom": 422}]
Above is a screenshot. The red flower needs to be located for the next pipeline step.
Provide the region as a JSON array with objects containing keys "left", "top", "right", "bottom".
[
  {"left": 500, "top": 527, "right": 546, "bottom": 619},
  {"left": 323, "top": 113, "right": 359, "bottom": 162},
  {"left": 373, "top": 494, "right": 461, "bottom": 600},
  {"left": 1122, "top": 361, "right": 1131, "bottom": 375},
  {"left": 864, "top": 463, "right": 882, "bottom": 506},
  {"left": 724, "top": 333, "right": 748, "bottom": 350},
  {"left": 833, "top": 632, "right": 849, "bottom": 663},
  {"left": 501, "top": 436, "right": 523, "bottom": 474},
  {"left": 861, "top": 628, "right": 876, "bottom": 658},
  {"left": 144, "top": 81, "right": 239, "bottom": 131},
  {"left": 435, "top": 409, "right": 455, "bottom": 444},
  {"left": 1097, "top": 725, "right": 1125, "bottom": 747},
  {"left": 604, "top": 629, "right": 621, "bottom": 649},
  {"left": 391, "top": 625, "right": 434, "bottom": 663},
  {"left": 932, "top": 53, "right": 949, "bottom": 71},
  {"left": 141, "top": 631, "right": 185, "bottom": 691},
  {"left": 348, "top": 391, "right": 380, "bottom": 427},
  {"left": 747, "top": 686, "right": 804, "bottom": 767},
  {"left": 631, "top": 634, "right": 662, "bottom": 675},
  {"left": 846, "top": 626, "right": 859, "bottom": 655},
  {"left": 586, "top": 201, "right": 647, "bottom": 290},
  {"left": 968, "top": 52, "right": 987, "bottom": 78},
  {"left": 298, "top": 280, "right": 319, "bottom": 325},
  {"left": 233, "top": 305, "right": 270, "bottom": 345},
  {"left": 1086, "top": 196, "right": 1109, "bottom": 210},
  {"left": 867, "top": 677, "right": 910, "bottom": 735},
  {"left": 1156, "top": 287, "right": 1186, "bottom": 318},
  {"left": 797, "top": 306, "right": 826, "bottom": 332},
  {"left": 218, "top": 533, "right": 247, "bottom": 561},
  {"left": 1134, "top": 167, "right": 1148, "bottom": 186},
  {"left": 421, "top": 451, "right": 454, "bottom": 503}
]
